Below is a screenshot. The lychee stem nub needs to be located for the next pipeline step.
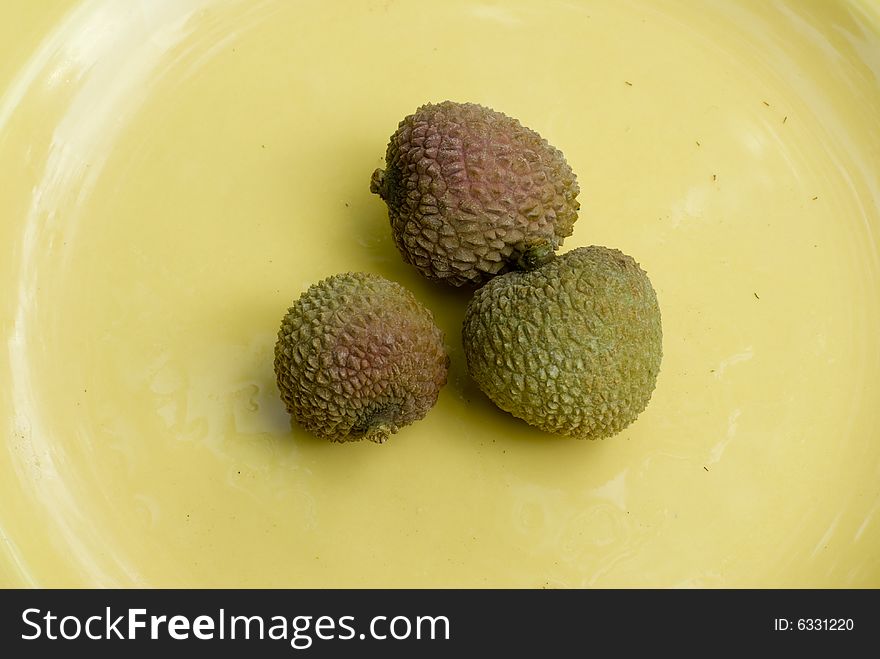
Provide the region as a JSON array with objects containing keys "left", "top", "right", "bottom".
[
  {"left": 370, "top": 168, "right": 387, "bottom": 199},
  {"left": 365, "top": 423, "right": 392, "bottom": 444},
  {"left": 516, "top": 241, "right": 556, "bottom": 271}
]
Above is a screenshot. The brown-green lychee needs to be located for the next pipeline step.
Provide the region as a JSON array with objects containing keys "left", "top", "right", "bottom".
[
  {"left": 274, "top": 272, "right": 449, "bottom": 443},
  {"left": 371, "top": 101, "right": 580, "bottom": 287}
]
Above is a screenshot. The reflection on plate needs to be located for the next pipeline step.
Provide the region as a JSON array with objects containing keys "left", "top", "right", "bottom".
[{"left": 1, "top": 0, "right": 879, "bottom": 586}]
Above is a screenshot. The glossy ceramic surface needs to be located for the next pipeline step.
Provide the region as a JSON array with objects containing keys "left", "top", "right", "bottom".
[{"left": 1, "top": 0, "right": 879, "bottom": 587}]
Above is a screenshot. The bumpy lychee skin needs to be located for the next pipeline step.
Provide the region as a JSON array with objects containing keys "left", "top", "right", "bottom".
[
  {"left": 462, "top": 246, "right": 662, "bottom": 439},
  {"left": 371, "top": 101, "right": 580, "bottom": 287},
  {"left": 274, "top": 272, "right": 449, "bottom": 443}
]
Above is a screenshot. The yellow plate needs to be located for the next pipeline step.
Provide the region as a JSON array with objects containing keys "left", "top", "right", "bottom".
[{"left": 2, "top": 0, "right": 879, "bottom": 587}]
